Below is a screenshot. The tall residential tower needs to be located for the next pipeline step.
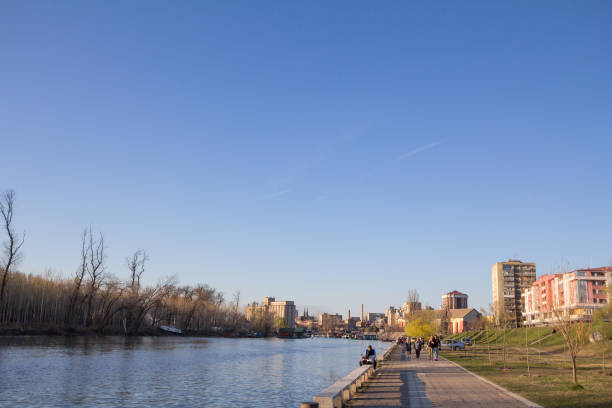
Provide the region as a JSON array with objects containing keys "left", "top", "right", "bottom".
[{"left": 492, "top": 260, "right": 536, "bottom": 327}]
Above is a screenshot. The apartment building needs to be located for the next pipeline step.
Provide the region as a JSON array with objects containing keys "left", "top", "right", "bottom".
[
  {"left": 245, "top": 297, "right": 297, "bottom": 328},
  {"left": 523, "top": 267, "right": 612, "bottom": 325},
  {"left": 492, "top": 260, "right": 537, "bottom": 326}
]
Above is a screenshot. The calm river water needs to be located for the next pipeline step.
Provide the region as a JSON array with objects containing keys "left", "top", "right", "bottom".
[{"left": 0, "top": 336, "right": 390, "bottom": 407}]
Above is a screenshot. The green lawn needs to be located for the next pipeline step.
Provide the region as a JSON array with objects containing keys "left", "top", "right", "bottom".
[
  {"left": 448, "top": 321, "right": 612, "bottom": 349},
  {"left": 441, "top": 327, "right": 612, "bottom": 408}
]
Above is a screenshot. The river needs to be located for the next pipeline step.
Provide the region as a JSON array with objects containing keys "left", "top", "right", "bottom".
[{"left": 0, "top": 336, "right": 391, "bottom": 407}]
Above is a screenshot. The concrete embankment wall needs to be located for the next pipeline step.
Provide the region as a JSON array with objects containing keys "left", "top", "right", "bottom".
[{"left": 308, "top": 343, "right": 396, "bottom": 408}]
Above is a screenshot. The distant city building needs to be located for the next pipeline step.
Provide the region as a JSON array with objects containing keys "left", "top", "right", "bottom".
[
  {"left": 401, "top": 301, "right": 422, "bottom": 316},
  {"left": 318, "top": 313, "right": 343, "bottom": 331},
  {"left": 365, "top": 312, "right": 385, "bottom": 323},
  {"left": 492, "top": 260, "right": 536, "bottom": 326},
  {"left": 448, "top": 308, "right": 482, "bottom": 334},
  {"left": 523, "top": 267, "right": 612, "bottom": 326},
  {"left": 295, "top": 308, "right": 316, "bottom": 330},
  {"left": 345, "top": 317, "right": 361, "bottom": 330},
  {"left": 245, "top": 297, "right": 297, "bottom": 329},
  {"left": 442, "top": 290, "right": 468, "bottom": 309},
  {"left": 385, "top": 305, "right": 416, "bottom": 329},
  {"left": 385, "top": 306, "right": 396, "bottom": 326}
]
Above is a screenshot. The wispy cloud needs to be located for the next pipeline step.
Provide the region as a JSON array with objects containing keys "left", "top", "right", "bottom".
[
  {"left": 255, "top": 189, "right": 291, "bottom": 201},
  {"left": 397, "top": 141, "right": 442, "bottom": 161},
  {"left": 264, "top": 126, "right": 370, "bottom": 191},
  {"left": 313, "top": 195, "right": 327, "bottom": 204}
]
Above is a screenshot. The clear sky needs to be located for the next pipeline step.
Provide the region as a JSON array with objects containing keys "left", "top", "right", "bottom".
[{"left": 1, "top": 1, "right": 611, "bottom": 316}]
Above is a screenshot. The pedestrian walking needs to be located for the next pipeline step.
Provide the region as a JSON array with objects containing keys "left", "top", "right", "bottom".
[
  {"left": 414, "top": 337, "right": 423, "bottom": 359},
  {"left": 427, "top": 336, "right": 434, "bottom": 360},
  {"left": 431, "top": 335, "right": 440, "bottom": 361},
  {"left": 405, "top": 336, "right": 412, "bottom": 356}
]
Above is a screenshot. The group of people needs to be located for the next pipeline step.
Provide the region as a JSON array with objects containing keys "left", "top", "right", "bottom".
[
  {"left": 360, "top": 334, "right": 443, "bottom": 371},
  {"left": 397, "top": 335, "right": 441, "bottom": 361}
]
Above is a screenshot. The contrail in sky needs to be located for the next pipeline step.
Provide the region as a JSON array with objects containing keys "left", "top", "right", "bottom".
[
  {"left": 255, "top": 189, "right": 291, "bottom": 201},
  {"left": 397, "top": 141, "right": 442, "bottom": 160}
]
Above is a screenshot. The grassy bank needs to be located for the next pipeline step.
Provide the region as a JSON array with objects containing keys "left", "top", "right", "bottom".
[
  {"left": 445, "top": 321, "right": 612, "bottom": 348},
  {"left": 441, "top": 324, "right": 612, "bottom": 408}
]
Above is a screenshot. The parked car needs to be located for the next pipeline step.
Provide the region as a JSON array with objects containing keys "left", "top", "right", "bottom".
[
  {"left": 440, "top": 339, "right": 465, "bottom": 350},
  {"left": 461, "top": 337, "right": 472, "bottom": 346}
]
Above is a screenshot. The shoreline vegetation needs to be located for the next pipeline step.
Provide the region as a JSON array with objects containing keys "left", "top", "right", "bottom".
[
  {"left": 0, "top": 267, "right": 247, "bottom": 337},
  {"left": 0, "top": 190, "right": 248, "bottom": 337},
  {"left": 441, "top": 326, "right": 612, "bottom": 408}
]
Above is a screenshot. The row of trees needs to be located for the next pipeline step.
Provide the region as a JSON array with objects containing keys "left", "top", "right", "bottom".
[{"left": 0, "top": 190, "right": 245, "bottom": 335}]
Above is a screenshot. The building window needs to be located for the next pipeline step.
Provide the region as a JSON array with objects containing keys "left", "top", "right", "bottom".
[{"left": 578, "top": 280, "right": 588, "bottom": 303}]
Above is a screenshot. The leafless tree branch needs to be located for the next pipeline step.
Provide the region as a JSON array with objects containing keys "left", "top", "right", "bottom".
[{"left": 0, "top": 189, "right": 25, "bottom": 305}]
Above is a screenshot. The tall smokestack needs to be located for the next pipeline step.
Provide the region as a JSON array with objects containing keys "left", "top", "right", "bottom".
[
  {"left": 361, "top": 304, "right": 364, "bottom": 322},
  {"left": 348, "top": 309, "right": 350, "bottom": 320}
]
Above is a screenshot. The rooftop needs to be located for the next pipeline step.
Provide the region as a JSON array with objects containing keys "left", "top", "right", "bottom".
[
  {"left": 448, "top": 308, "right": 480, "bottom": 319},
  {"left": 444, "top": 290, "right": 468, "bottom": 297}
]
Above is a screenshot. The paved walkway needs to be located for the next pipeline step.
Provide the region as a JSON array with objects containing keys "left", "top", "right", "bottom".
[{"left": 348, "top": 346, "right": 538, "bottom": 408}]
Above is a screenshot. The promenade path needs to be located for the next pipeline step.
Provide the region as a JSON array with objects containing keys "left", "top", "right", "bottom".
[{"left": 347, "top": 346, "right": 540, "bottom": 408}]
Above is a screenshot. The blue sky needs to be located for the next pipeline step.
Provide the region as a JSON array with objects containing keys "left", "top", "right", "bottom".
[{"left": 1, "top": 1, "right": 611, "bottom": 316}]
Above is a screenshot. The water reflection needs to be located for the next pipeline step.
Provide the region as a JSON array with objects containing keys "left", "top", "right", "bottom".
[{"left": 0, "top": 336, "right": 390, "bottom": 407}]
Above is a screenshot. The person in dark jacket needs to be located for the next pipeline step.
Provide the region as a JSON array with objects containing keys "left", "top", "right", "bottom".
[
  {"left": 430, "top": 335, "right": 440, "bottom": 361},
  {"left": 360, "top": 345, "right": 377, "bottom": 369},
  {"left": 414, "top": 337, "right": 423, "bottom": 359},
  {"left": 405, "top": 336, "right": 412, "bottom": 357}
]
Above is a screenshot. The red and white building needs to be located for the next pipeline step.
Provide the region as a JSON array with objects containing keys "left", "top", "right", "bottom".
[
  {"left": 522, "top": 267, "right": 612, "bottom": 326},
  {"left": 442, "top": 290, "right": 469, "bottom": 309},
  {"left": 448, "top": 308, "right": 482, "bottom": 334}
]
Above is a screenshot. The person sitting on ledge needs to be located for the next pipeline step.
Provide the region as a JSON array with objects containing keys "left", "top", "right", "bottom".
[{"left": 359, "top": 345, "right": 377, "bottom": 369}]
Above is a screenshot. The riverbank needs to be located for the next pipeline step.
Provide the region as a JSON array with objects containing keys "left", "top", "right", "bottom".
[{"left": 0, "top": 324, "right": 224, "bottom": 337}]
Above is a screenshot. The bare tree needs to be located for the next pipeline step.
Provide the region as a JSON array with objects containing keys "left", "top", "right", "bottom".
[
  {"left": 494, "top": 300, "right": 513, "bottom": 370},
  {"left": 403, "top": 289, "right": 421, "bottom": 320},
  {"left": 525, "top": 323, "right": 531, "bottom": 376},
  {"left": 126, "top": 250, "right": 148, "bottom": 293},
  {"left": 124, "top": 275, "right": 176, "bottom": 335},
  {"left": 231, "top": 291, "right": 241, "bottom": 327},
  {"left": 84, "top": 229, "right": 106, "bottom": 327},
  {"left": 406, "top": 289, "right": 420, "bottom": 304},
  {"left": 66, "top": 229, "right": 89, "bottom": 326},
  {"left": 97, "top": 276, "right": 124, "bottom": 329},
  {"left": 0, "top": 190, "right": 25, "bottom": 305},
  {"left": 480, "top": 305, "right": 494, "bottom": 365},
  {"left": 551, "top": 308, "right": 592, "bottom": 385},
  {"left": 439, "top": 305, "right": 450, "bottom": 335}
]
